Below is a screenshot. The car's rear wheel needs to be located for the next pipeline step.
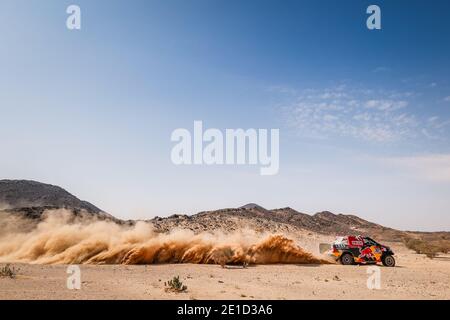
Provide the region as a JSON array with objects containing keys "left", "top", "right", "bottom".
[
  {"left": 340, "top": 253, "right": 354, "bottom": 265},
  {"left": 382, "top": 254, "right": 395, "bottom": 267}
]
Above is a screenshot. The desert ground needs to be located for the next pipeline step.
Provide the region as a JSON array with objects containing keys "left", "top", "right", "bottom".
[{"left": 1, "top": 243, "right": 449, "bottom": 300}]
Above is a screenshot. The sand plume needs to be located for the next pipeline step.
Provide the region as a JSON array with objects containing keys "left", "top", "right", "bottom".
[{"left": 0, "top": 210, "right": 327, "bottom": 265}]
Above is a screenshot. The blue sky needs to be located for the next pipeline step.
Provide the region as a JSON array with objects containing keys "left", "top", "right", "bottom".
[{"left": 1, "top": 0, "right": 449, "bottom": 230}]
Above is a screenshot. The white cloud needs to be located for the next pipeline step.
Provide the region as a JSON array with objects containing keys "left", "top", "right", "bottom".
[
  {"left": 427, "top": 116, "right": 450, "bottom": 130},
  {"left": 280, "top": 86, "right": 448, "bottom": 143},
  {"left": 364, "top": 99, "right": 408, "bottom": 111},
  {"left": 382, "top": 154, "right": 450, "bottom": 182},
  {"left": 282, "top": 87, "right": 419, "bottom": 142},
  {"left": 444, "top": 96, "right": 450, "bottom": 102},
  {"left": 421, "top": 128, "right": 438, "bottom": 140},
  {"left": 372, "top": 66, "right": 390, "bottom": 73}
]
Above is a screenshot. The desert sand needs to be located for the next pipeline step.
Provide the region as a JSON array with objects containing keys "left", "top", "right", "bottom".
[{"left": 1, "top": 243, "right": 449, "bottom": 300}]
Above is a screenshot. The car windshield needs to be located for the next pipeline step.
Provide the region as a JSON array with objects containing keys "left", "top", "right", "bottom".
[{"left": 364, "top": 237, "right": 379, "bottom": 246}]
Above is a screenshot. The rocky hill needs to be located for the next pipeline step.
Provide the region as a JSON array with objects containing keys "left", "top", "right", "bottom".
[
  {"left": 0, "top": 180, "right": 118, "bottom": 222},
  {"left": 0, "top": 180, "right": 101, "bottom": 213},
  {"left": 149, "top": 204, "right": 413, "bottom": 241}
]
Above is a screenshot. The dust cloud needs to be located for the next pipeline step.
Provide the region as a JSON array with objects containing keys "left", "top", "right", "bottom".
[{"left": 0, "top": 210, "right": 327, "bottom": 265}]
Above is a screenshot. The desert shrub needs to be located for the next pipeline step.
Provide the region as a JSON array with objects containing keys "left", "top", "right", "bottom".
[
  {"left": 0, "top": 264, "right": 19, "bottom": 278},
  {"left": 403, "top": 237, "right": 442, "bottom": 259},
  {"left": 164, "top": 275, "right": 187, "bottom": 293},
  {"left": 437, "top": 240, "right": 450, "bottom": 254},
  {"left": 421, "top": 244, "right": 440, "bottom": 259}
]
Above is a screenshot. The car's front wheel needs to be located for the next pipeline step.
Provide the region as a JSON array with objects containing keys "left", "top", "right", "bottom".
[
  {"left": 340, "top": 253, "right": 354, "bottom": 265},
  {"left": 382, "top": 254, "right": 395, "bottom": 267}
]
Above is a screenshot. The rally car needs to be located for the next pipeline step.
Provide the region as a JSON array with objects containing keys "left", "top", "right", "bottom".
[{"left": 323, "top": 235, "right": 396, "bottom": 267}]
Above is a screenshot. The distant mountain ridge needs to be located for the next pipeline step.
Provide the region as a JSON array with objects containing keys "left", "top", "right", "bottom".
[
  {"left": 151, "top": 204, "right": 449, "bottom": 241},
  {"left": 150, "top": 204, "right": 401, "bottom": 239},
  {"left": 0, "top": 180, "right": 102, "bottom": 213}
]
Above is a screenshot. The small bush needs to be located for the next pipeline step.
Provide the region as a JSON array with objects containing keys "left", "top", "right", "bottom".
[
  {"left": 403, "top": 237, "right": 444, "bottom": 259},
  {"left": 164, "top": 275, "right": 187, "bottom": 293},
  {"left": 0, "top": 264, "right": 19, "bottom": 278},
  {"left": 438, "top": 240, "right": 450, "bottom": 254}
]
